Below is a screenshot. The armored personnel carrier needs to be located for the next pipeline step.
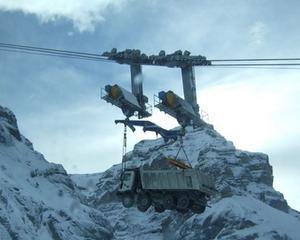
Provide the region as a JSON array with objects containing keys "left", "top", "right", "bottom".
[{"left": 117, "top": 166, "right": 215, "bottom": 213}]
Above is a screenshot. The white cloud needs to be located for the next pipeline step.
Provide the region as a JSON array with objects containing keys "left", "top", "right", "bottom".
[
  {"left": 199, "top": 70, "right": 300, "bottom": 151},
  {"left": 0, "top": 0, "right": 128, "bottom": 32}
]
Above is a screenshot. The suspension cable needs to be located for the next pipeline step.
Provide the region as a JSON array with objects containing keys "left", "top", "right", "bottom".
[
  {"left": 0, "top": 42, "right": 111, "bottom": 62},
  {"left": 209, "top": 57, "right": 300, "bottom": 62},
  {"left": 0, "top": 47, "right": 111, "bottom": 62},
  {"left": 2, "top": 42, "right": 300, "bottom": 67},
  {"left": 121, "top": 124, "right": 127, "bottom": 173}
]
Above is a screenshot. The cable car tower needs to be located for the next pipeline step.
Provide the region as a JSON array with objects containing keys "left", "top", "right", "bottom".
[{"left": 101, "top": 49, "right": 211, "bottom": 128}]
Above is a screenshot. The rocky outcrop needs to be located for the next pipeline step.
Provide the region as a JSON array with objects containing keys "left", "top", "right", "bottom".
[
  {"left": 1, "top": 105, "right": 300, "bottom": 239},
  {"left": 83, "top": 123, "right": 299, "bottom": 239},
  {"left": 0, "top": 106, "right": 21, "bottom": 145},
  {"left": 0, "top": 106, "right": 113, "bottom": 240}
]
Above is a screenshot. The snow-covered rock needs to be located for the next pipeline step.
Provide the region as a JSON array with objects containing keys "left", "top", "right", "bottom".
[
  {"left": 0, "top": 106, "right": 113, "bottom": 240},
  {"left": 1, "top": 105, "right": 300, "bottom": 239},
  {"left": 85, "top": 123, "right": 300, "bottom": 239}
]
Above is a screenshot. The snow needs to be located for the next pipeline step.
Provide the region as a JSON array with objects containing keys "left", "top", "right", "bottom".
[
  {"left": 205, "top": 196, "right": 300, "bottom": 239},
  {"left": 85, "top": 119, "right": 300, "bottom": 239},
  {"left": 1, "top": 105, "right": 300, "bottom": 239},
  {"left": 0, "top": 106, "right": 112, "bottom": 239},
  {"left": 70, "top": 172, "right": 102, "bottom": 196}
]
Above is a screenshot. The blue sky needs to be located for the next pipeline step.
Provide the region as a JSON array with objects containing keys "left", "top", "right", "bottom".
[{"left": 0, "top": 0, "right": 299, "bottom": 210}]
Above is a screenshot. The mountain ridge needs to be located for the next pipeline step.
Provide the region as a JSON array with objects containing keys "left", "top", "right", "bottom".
[
  {"left": 0, "top": 106, "right": 113, "bottom": 240},
  {"left": 1, "top": 105, "right": 299, "bottom": 239}
]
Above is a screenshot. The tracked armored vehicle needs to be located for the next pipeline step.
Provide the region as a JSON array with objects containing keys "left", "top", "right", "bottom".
[{"left": 117, "top": 166, "right": 215, "bottom": 213}]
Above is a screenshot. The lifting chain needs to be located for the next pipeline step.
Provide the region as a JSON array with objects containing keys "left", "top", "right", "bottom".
[{"left": 175, "top": 134, "right": 192, "bottom": 168}]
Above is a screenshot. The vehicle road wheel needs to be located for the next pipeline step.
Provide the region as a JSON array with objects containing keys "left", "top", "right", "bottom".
[
  {"left": 137, "top": 192, "right": 151, "bottom": 212},
  {"left": 191, "top": 204, "right": 206, "bottom": 214},
  {"left": 163, "top": 194, "right": 175, "bottom": 209},
  {"left": 177, "top": 208, "right": 189, "bottom": 213},
  {"left": 154, "top": 204, "right": 165, "bottom": 213},
  {"left": 121, "top": 193, "right": 134, "bottom": 208},
  {"left": 176, "top": 195, "right": 189, "bottom": 212}
]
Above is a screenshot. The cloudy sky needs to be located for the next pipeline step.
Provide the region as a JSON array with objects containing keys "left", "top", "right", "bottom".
[{"left": 0, "top": 0, "right": 299, "bottom": 210}]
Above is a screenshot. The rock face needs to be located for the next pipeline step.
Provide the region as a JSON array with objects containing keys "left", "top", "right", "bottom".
[
  {"left": 77, "top": 124, "right": 300, "bottom": 239},
  {"left": 0, "top": 106, "right": 113, "bottom": 240},
  {"left": 1, "top": 105, "right": 300, "bottom": 240}
]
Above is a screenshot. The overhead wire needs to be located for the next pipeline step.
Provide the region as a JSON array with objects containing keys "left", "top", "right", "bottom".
[
  {"left": 0, "top": 47, "right": 112, "bottom": 62},
  {"left": 1, "top": 42, "right": 300, "bottom": 68},
  {"left": 0, "top": 42, "right": 108, "bottom": 58},
  {"left": 204, "top": 65, "right": 300, "bottom": 70},
  {"left": 211, "top": 63, "right": 300, "bottom": 66},
  {"left": 0, "top": 42, "right": 111, "bottom": 62},
  {"left": 208, "top": 65, "right": 300, "bottom": 69},
  {"left": 208, "top": 57, "right": 300, "bottom": 62},
  {"left": 206, "top": 56, "right": 300, "bottom": 68}
]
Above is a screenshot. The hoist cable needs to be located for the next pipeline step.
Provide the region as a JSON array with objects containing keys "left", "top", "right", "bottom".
[
  {"left": 175, "top": 135, "right": 192, "bottom": 167},
  {"left": 121, "top": 124, "right": 127, "bottom": 173}
]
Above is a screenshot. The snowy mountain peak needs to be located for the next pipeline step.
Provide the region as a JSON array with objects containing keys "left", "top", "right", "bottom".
[
  {"left": 1, "top": 105, "right": 300, "bottom": 239},
  {"left": 0, "top": 106, "right": 113, "bottom": 240},
  {"left": 83, "top": 119, "right": 300, "bottom": 239},
  {"left": 0, "top": 106, "right": 22, "bottom": 144}
]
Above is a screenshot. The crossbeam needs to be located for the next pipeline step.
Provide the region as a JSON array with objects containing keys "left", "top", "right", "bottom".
[{"left": 102, "top": 49, "right": 211, "bottom": 68}]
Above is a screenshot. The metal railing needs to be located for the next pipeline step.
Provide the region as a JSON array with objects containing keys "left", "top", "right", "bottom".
[{"left": 153, "top": 94, "right": 161, "bottom": 107}]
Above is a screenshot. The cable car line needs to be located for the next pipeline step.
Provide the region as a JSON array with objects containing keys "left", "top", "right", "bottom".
[
  {"left": 211, "top": 63, "right": 300, "bottom": 66},
  {"left": 0, "top": 42, "right": 108, "bottom": 59},
  {"left": 208, "top": 57, "right": 300, "bottom": 62},
  {"left": 206, "top": 65, "right": 300, "bottom": 70},
  {"left": 1, "top": 42, "right": 300, "bottom": 68},
  {"left": 0, "top": 47, "right": 113, "bottom": 62},
  {"left": 2, "top": 45, "right": 300, "bottom": 70},
  {"left": 208, "top": 66, "right": 300, "bottom": 70},
  {"left": 0, "top": 47, "right": 109, "bottom": 62}
]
